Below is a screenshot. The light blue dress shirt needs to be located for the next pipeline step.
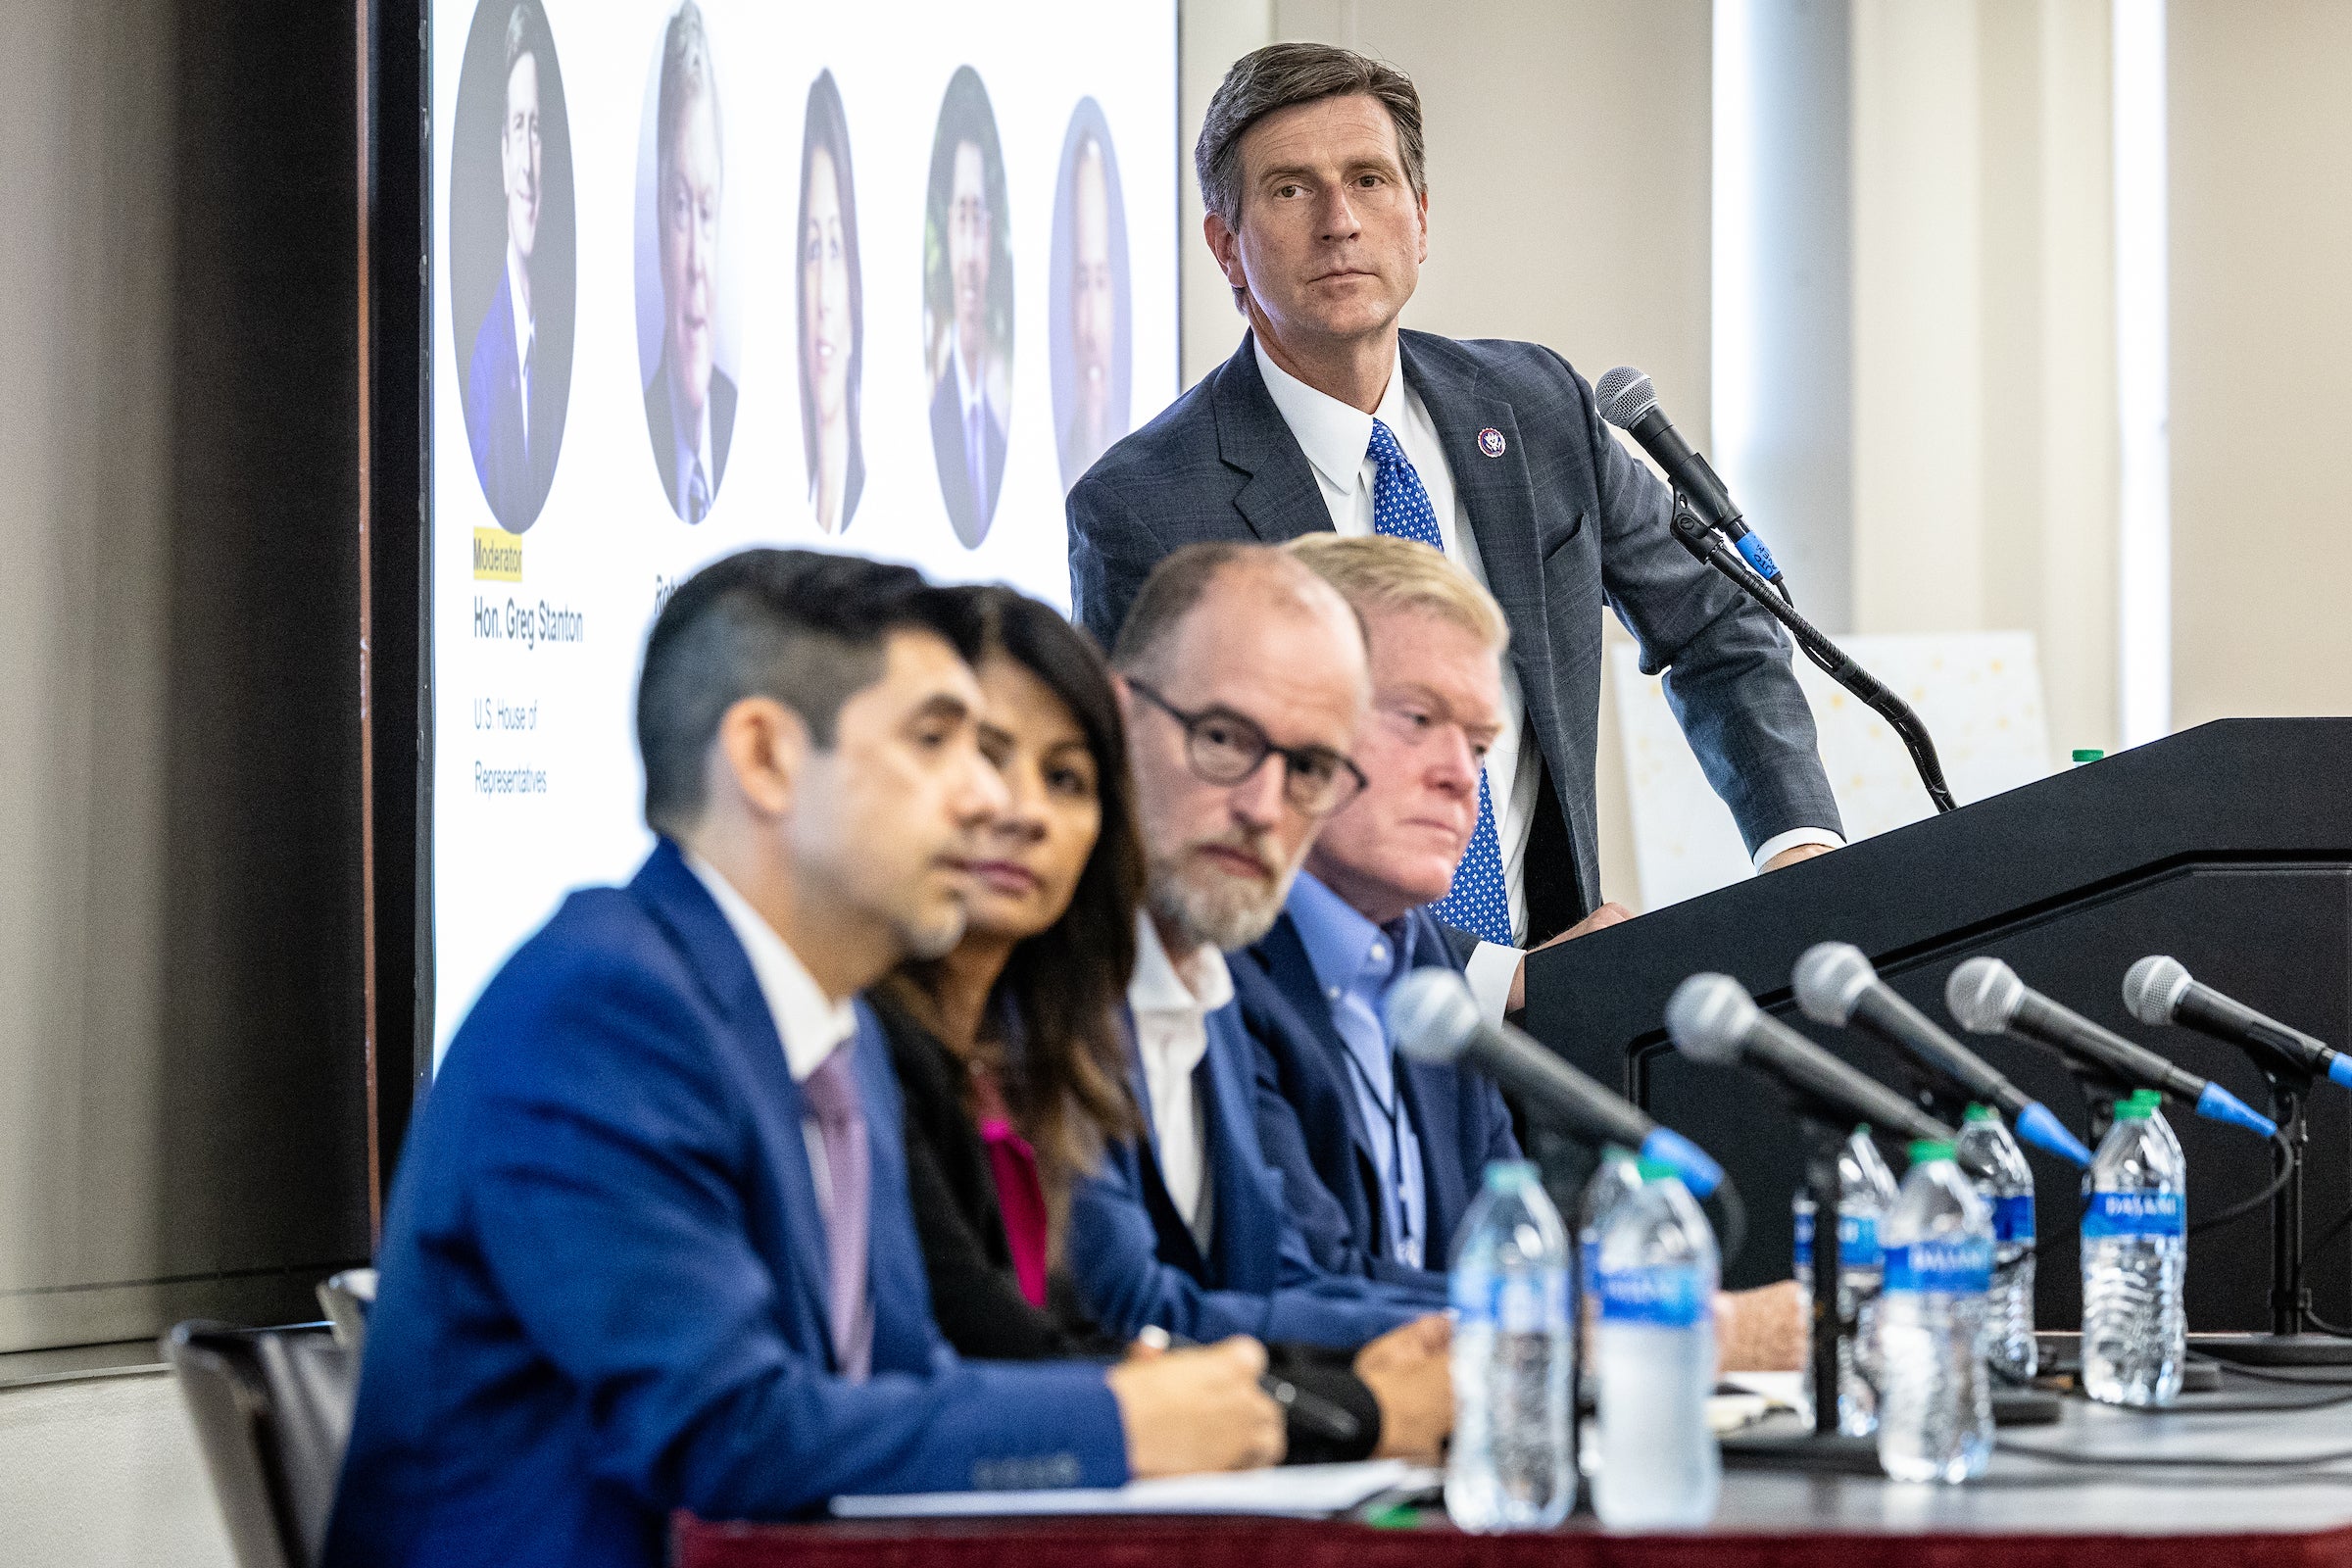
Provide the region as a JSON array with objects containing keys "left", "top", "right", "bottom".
[{"left": 1285, "top": 872, "right": 1428, "bottom": 1268}]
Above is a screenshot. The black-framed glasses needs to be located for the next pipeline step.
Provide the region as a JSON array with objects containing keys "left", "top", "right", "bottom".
[{"left": 1126, "top": 678, "right": 1368, "bottom": 817}]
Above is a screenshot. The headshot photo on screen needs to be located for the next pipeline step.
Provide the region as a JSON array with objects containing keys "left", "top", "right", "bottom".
[
  {"left": 797, "top": 71, "right": 863, "bottom": 536},
  {"left": 922, "top": 66, "right": 1013, "bottom": 549},
  {"left": 635, "top": 1, "right": 738, "bottom": 525},
  {"left": 451, "top": 0, "right": 574, "bottom": 534},
  {"left": 1048, "top": 98, "right": 1131, "bottom": 494}
]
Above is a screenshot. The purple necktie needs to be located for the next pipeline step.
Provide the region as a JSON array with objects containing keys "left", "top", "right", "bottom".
[{"left": 800, "top": 1049, "right": 873, "bottom": 1381}]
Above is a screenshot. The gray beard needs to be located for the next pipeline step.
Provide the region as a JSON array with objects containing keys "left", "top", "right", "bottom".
[{"left": 1147, "top": 859, "right": 1296, "bottom": 954}]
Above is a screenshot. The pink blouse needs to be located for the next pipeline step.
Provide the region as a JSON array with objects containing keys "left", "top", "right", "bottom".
[{"left": 969, "top": 1069, "right": 1050, "bottom": 1309}]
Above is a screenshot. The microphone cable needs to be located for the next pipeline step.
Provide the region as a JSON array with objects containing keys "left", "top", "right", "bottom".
[{"left": 2185, "top": 1125, "right": 2298, "bottom": 1236}]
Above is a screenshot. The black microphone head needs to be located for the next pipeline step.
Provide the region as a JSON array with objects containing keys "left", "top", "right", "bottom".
[
  {"left": 1664, "top": 973, "right": 1756, "bottom": 1066},
  {"left": 1385, "top": 968, "right": 1480, "bottom": 1065},
  {"left": 2122, "top": 956, "right": 2192, "bottom": 1028},
  {"left": 1946, "top": 956, "right": 2024, "bottom": 1035},
  {"left": 1594, "top": 367, "right": 1658, "bottom": 431},
  {"left": 1792, "top": 942, "right": 1876, "bottom": 1027}
]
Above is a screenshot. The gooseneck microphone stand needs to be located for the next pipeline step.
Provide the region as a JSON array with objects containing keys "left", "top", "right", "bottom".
[
  {"left": 1669, "top": 491, "right": 1958, "bottom": 816},
  {"left": 1720, "top": 1109, "right": 1883, "bottom": 1474},
  {"left": 2193, "top": 1061, "right": 2352, "bottom": 1365}
]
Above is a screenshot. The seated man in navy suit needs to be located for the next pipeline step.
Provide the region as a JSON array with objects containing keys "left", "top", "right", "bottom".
[
  {"left": 1064, "top": 540, "right": 1453, "bottom": 1461},
  {"left": 327, "top": 550, "right": 1280, "bottom": 1568},
  {"left": 1242, "top": 533, "right": 1805, "bottom": 1371}
]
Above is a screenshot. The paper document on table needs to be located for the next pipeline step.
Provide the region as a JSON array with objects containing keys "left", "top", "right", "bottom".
[{"left": 829, "top": 1458, "right": 1439, "bottom": 1519}]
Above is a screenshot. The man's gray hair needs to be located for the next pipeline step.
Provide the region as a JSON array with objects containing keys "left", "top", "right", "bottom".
[
  {"left": 657, "top": 1, "right": 721, "bottom": 196},
  {"left": 1193, "top": 42, "right": 1427, "bottom": 230}
]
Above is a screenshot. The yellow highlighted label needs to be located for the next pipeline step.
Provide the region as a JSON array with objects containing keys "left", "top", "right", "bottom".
[{"left": 473, "top": 528, "right": 523, "bottom": 581}]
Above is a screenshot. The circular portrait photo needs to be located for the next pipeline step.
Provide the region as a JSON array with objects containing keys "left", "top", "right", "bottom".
[
  {"left": 635, "top": 1, "right": 742, "bottom": 524},
  {"left": 923, "top": 67, "right": 1013, "bottom": 549},
  {"left": 1049, "top": 99, "right": 1132, "bottom": 494},
  {"left": 797, "top": 71, "right": 863, "bottom": 536},
  {"left": 450, "top": 0, "right": 575, "bottom": 534}
]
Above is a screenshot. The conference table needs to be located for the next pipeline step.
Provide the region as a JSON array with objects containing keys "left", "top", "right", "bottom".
[{"left": 674, "top": 1367, "right": 2352, "bottom": 1568}]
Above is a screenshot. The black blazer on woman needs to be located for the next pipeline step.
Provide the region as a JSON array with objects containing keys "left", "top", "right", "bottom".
[
  {"left": 873, "top": 992, "right": 1382, "bottom": 1462},
  {"left": 872, "top": 992, "right": 1107, "bottom": 1361}
]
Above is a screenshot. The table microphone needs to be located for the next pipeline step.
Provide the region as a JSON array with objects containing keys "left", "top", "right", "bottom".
[
  {"left": 1664, "top": 973, "right": 1953, "bottom": 1144},
  {"left": 1385, "top": 968, "right": 1723, "bottom": 1197},
  {"left": 1792, "top": 942, "right": 2091, "bottom": 1167},
  {"left": 2122, "top": 956, "right": 2352, "bottom": 1090},
  {"left": 1945, "top": 956, "right": 2276, "bottom": 1137},
  {"left": 1592, "top": 366, "right": 1784, "bottom": 589}
]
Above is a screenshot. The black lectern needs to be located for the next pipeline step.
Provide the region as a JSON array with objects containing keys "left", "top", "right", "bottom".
[{"left": 1521, "top": 718, "right": 2352, "bottom": 1332}]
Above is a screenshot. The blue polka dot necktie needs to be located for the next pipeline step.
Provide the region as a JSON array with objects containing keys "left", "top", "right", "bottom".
[{"left": 1366, "top": 418, "right": 1515, "bottom": 948}]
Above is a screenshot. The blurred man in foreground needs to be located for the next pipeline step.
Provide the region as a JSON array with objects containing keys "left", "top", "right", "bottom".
[{"left": 325, "top": 551, "right": 1279, "bottom": 1568}]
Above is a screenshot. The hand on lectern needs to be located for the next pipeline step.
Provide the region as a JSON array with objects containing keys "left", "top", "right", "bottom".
[
  {"left": 1507, "top": 902, "right": 1634, "bottom": 1012},
  {"left": 1761, "top": 842, "right": 1835, "bottom": 873}
]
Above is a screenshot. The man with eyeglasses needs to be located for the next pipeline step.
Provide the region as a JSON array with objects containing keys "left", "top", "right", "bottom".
[{"left": 1065, "top": 540, "right": 1459, "bottom": 1466}]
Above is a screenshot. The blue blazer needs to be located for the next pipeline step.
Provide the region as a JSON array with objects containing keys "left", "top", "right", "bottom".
[
  {"left": 1065, "top": 998, "right": 1437, "bottom": 1350},
  {"left": 1237, "top": 908, "right": 1521, "bottom": 1293},
  {"left": 324, "top": 842, "right": 1124, "bottom": 1568},
  {"left": 1066, "top": 330, "right": 1841, "bottom": 925},
  {"left": 464, "top": 267, "right": 558, "bottom": 531}
]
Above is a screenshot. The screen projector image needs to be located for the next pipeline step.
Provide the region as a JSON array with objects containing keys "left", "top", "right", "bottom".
[{"left": 430, "top": 0, "right": 1178, "bottom": 1060}]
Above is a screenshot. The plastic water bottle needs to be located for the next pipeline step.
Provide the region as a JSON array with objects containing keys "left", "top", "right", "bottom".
[
  {"left": 1876, "top": 1141, "right": 1994, "bottom": 1483},
  {"left": 1593, "top": 1158, "right": 1720, "bottom": 1528},
  {"left": 1578, "top": 1147, "right": 1643, "bottom": 1329},
  {"left": 1955, "top": 1104, "right": 2037, "bottom": 1380},
  {"left": 1447, "top": 1160, "right": 1574, "bottom": 1532},
  {"left": 2082, "top": 1095, "right": 2186, "bottom": 1406},
  {"left": 1790, "top": 1126, "right": 1898, "bottom": 1435}
]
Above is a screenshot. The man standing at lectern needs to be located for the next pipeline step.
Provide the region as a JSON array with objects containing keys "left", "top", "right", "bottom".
[{"left": 1067, "top": 44, "right": 1844, "bottom": 1011}]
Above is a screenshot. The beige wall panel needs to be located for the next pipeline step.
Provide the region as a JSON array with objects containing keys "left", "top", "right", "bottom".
[
  {"left": 2169, "top": 1, "right": 2352, "bottom": 725},
  {"left": 0, "top": 0, "right": 174, "bottom": 1325}
]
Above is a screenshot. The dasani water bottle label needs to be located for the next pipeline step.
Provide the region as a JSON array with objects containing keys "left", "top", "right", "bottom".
[
  {"left": 1596, "top": 1263, "right": 1710, "bottom": 1327},
  {"left": 1992, "top": 1194, "right": 2034, "bottom": 1244},
  {"left": 2082, "top": 1190, "right": 2183, "bottom": 1239},
  {"left": 1884, "top": 1237, "right": 1992, "bottom": 1294}
]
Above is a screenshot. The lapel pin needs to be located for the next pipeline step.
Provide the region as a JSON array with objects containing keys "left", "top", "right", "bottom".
[{"left": 1477, "top": 427, "right": 1506, "bottom": 458}]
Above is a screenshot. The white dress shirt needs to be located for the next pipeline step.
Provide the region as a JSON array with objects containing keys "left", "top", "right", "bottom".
[
  {"left": 1252, "top": 340, "right": 1839, "bottom": 1017},
  {"left": 1126, "top": 910, "right": 1233, "bottom": 1251},
  {"left": 506, "top": 240, "right": 534, "bottom": 453},
  {"left": 684, "top": 855, "right": 860, "bottom": 1221}
]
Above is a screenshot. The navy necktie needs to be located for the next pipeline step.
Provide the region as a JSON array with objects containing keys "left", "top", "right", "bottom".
[
  {"left": 687, "top": 457, "right": 710, "bottom": 525},
  {"left": 1367, "top": 417, "right": 1514, "bottom": 948}
]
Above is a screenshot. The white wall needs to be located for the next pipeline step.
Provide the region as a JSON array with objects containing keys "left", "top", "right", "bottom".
[
  {"left": 0, "top": 1374, "right": 233, "bottom": 1568},
  {"left": 1850, "top": 0, "right": 2121, "bottom": 760}
]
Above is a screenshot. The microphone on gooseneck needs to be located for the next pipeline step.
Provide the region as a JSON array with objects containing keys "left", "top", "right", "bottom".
[
  {"left": 2122, "top": 956, "right": 2352, "bottom": 1092},
  {"left": 1663, "top": 973, "right": 1954, "bottom": 1145},
  {"left": 1592, "top": 366, "right": 1784, "bottom": 589},
  {"left": 1944, "top": 956, "right": 2277, "bottom": 1138},
  {"left": 1385, "top": 968, "right": 1725, "bottom": 1198},
  {"left": 1792, "top": 942, "right": 2092, "bottom": 1167}
]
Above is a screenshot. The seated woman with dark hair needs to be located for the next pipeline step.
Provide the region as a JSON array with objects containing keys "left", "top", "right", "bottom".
[{"left": 871, "top": 586, "right": 1446, "bottom": 1462}]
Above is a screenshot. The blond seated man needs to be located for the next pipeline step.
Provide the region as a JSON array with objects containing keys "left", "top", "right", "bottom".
[{"left": 1234, "top": 533, "right": 1803, "bottom": 1373}]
